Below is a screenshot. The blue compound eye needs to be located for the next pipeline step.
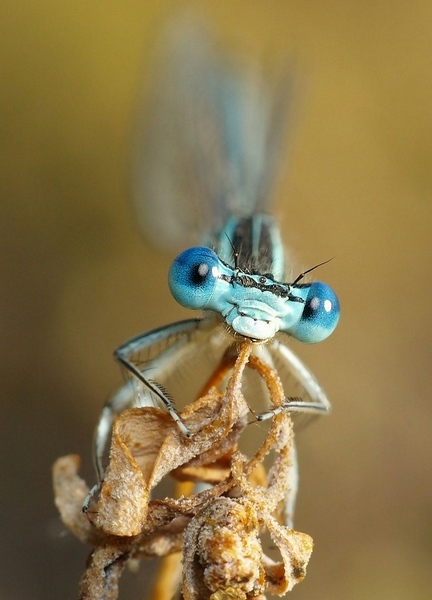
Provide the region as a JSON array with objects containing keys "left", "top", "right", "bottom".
[
  {"left": 168, "top": 246, "right": 220, "bottom": 310},
  {"left": 291, "top": 282, "right": 340, "bottom": 343}
]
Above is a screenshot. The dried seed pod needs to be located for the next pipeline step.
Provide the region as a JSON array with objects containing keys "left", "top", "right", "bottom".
[{"left": 183, "top": 497, "right": 265, "bottom": 600}]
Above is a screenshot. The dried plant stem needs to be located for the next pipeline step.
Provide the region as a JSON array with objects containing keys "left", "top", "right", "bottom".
[{"left": 150, "top": 552, "right": 182, "bottom": 600}]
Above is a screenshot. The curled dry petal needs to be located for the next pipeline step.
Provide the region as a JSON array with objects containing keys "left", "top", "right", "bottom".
[
  {"left": 52, "top": 455, "right": 103, "bottom": 546},
  {"left": 264, "top": 514, "right": 313, "bottom": 595},
  {"left": 92, "top": 360, "right": 250, "bottom": 537},
  {"left": 91, "top": 408, "right": 172, "bottom": 536},
  {"left": 89, "top": 344, "right": 251, "bottom": 536}
]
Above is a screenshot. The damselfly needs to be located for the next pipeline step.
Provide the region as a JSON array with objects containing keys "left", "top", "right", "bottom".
[{"left": 92, "top": 21, "right": 340, "bottom": 486}]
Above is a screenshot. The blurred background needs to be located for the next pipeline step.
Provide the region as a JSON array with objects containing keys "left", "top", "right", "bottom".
[{"left": 1, "top": 1, "right": 432, "bottom": 599}]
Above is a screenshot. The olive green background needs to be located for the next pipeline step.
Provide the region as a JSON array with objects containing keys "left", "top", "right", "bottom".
[{"left": 1, "top": 2, "right": 431, "bottom": 599}]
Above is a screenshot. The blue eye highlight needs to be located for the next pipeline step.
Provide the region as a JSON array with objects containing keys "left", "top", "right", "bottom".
[
  {"left": 168, "top": 247, "right": 220, "bottom": 309},
  {"left": 290, "top": 282, "right": 340, "bottom": 343}
]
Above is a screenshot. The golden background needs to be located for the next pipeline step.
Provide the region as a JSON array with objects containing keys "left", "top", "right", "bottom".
[{"left": 1, "top": 2, "right": 431, "bottom": 599}]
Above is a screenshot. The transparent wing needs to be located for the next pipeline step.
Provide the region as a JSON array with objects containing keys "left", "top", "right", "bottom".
[{"left": 132, "top": 16, "right": 292, "bottom": 251}]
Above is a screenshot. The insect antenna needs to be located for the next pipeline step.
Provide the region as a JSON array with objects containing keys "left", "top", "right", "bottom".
[
  {"left": 224, "top": 232, "right": 239, "bottom": 269},
  {"left": 292, "top": 257, "right": 334, "bottom": 286}
]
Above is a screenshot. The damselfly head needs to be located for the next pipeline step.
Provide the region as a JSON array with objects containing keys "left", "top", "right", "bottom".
[{"left": 168, "top": 245, "right": 340, "bottom": 343}]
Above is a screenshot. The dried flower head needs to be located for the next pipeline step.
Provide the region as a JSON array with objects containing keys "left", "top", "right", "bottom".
[{"left": 53, "top": 342, "right": 314, "bottom": 599}]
